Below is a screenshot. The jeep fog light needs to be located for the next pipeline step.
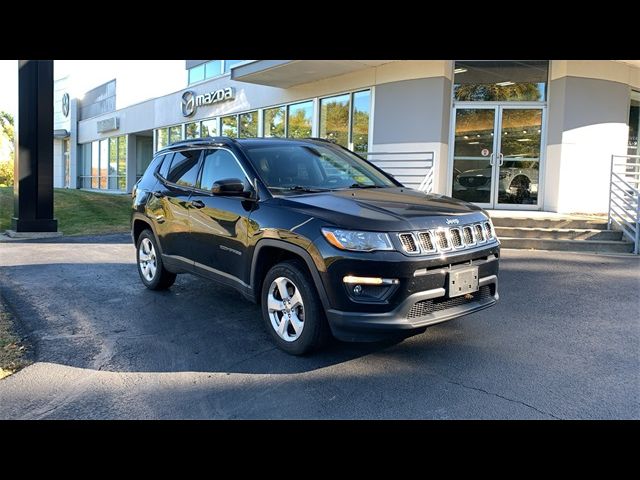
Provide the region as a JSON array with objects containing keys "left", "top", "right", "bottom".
[{"left": 343, "top": 275, "right": 399, "bottom": 285}]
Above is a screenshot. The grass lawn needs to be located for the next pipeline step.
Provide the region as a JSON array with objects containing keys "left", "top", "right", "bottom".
[
  {"left": 0, "top": 305, "right": 29, "bottom": 379},
  {"left": 0, "top": 187, "right": 131, "bottom": 236}
]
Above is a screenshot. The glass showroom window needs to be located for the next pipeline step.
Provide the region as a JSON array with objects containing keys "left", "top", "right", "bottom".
[
  {"left": 117, "top": 136, "right": 127, "bottom": 190},
  {"left": 222, "top": 115, "right": 238, "bottom": 138},
  {"left": 352, "top": 90, "right": 371, "bottom": 153},
  {"left": 224, "top": 60, "right": 244, "bottom": 74},
  {"left": 80, "top": 143, "right": 92, "bottom": 188},
  {"left": 239, "top": 111, "right": 258, "bottom": 138},
  {"left": 188, "top": 64, "right": 205, "bottom": 84},
  {"left": 453, "top": 60, "right": 549, "bottom": 102},
  {"left": 287, "top": 101, "right": 313, "bottom": 138},
  {"left": 320, "top": 93, "right": 350, "bottom": 147},
  {"left": 201, "top": 118, "right": 217, "bottom": 137},
  {"left": 205, "top": 60, "right": 222, "bottom": 79},
  {"left": 99, "top": 139, "right": 109, "bottom": 189},
  {"left": 169, "top": 125, "right": 183, "bottom": 144},
  {"left": 185, "top": 122, "right": 200, "bottom": 139},
  {"left": 108, "top": 137, "right": 118, "bottom": 189},
  {"left": 91, "top": 141, "right": 99, "bottom": 189},
  {"left": 156, "top": 128, "right": 168, "bottom": 151},
  {"left": 629, "top": 91, "right": 639, "bottom": 156},
  {"left": 264, "top": 106, "right": 286, "bottom": 137}
]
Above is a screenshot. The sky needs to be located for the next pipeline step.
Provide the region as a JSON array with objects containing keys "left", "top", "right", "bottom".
[{"left": 0, "top": 60, "right": 186, "bottom": 117}]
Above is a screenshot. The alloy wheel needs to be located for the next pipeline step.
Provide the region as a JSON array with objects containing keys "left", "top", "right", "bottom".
[
  {"left": 267, "top": 276, "right": 305, "bottom": 342},
  {"left": 139, "top": 238, "right": 157, "bottom": 282}
]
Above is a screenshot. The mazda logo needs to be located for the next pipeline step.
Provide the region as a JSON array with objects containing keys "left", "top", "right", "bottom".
[
  {"left": 181, "top": 90, "right": 196, "bottom": 117},
  {"left": 62, "top": 93, "right": 70, "bottom": 117}
]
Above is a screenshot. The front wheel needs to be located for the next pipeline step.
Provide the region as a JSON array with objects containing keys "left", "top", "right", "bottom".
[
  {"left": 136, "top": 229, "right": 176, "bottom": 290},
  {"left": 261, "top": 260, "right": 329, "bottom": 355}
]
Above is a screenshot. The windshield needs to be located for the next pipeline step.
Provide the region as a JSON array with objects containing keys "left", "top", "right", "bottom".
[{"left": 242, "top": 143, "right": 398, "bottom": 193}]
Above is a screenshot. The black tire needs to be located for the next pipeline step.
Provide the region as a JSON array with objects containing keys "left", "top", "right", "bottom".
[
  {"left": 136, "top": 229, "right": 176, "bottom": 290},
  {"left": 261, "top": 259, "right": 330, "bottom": 355}
]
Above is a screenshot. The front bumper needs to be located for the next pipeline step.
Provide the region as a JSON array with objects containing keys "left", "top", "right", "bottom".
[{"left": 326, "top": 274, "right": 498, "bottom": 342}]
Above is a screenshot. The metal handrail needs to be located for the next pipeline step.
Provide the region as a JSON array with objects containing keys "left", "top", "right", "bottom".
[
  {"left": 608, "top": 155, "right": 640, "bottom": 254},
  {"left": 364, "top": 150, "right": 435, "bottom": 193},
  {"left": 611, "top": 172, "right": 640, "bottom": 195}
]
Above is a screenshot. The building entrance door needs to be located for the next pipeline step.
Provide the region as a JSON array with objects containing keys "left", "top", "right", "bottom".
[{"left": 450, "top": 105, "right": 545, "bottom": 209}]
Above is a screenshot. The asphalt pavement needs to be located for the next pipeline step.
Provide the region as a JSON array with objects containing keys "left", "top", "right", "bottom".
[{"left": 0, "top": 233, "right": 638, "bottom": 419}]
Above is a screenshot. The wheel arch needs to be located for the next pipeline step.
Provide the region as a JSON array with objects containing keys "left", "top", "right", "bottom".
[
  {"left": 250, "top": 239, "right": 330, "bottom": 310},
  {"left": 132, "top": 215, "right": 160, "bottom": 250}
]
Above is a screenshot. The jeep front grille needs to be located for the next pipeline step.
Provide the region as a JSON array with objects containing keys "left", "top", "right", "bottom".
[
  {"left": 450, "top": 228, "right": 463, "bottom": 248},
  {"left": 417, "top": 232, "right": 435, "bottom": 252},
  {"left": 463, "top": 226, "right": 474, "bottom": 245},
  {"left": 399, "top": 233, "right": 418, "bottom": 253},
  {"left": 484, "top": 221, "right": 494, "bottom": 240},
  {"left": 397, "top": 221, "right": 497, "bottom": 255},
  {"left": 435, "top": 230, "right": 450, "bottom": 250}
]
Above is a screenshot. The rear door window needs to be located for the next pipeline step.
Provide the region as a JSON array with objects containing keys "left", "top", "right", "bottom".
[{"left": 165, "top": 150, "right": 202, "bottom": 188}]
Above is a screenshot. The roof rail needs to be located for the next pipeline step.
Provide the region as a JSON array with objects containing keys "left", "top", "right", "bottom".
[{"left": 157, "top": 136, "right": 239, "bottom": 151}]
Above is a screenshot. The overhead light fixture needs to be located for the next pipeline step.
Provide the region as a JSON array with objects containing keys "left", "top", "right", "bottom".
[
  {"left": 454, "top": 68, "right": 468, "bottom": 74},
  {"left": 517, "top": 138, "right": 532, "bottom": 142},
  {"left": 495, "top": 81, "right": 515, "bottom": 86},
  {"left": 468, "top": 141, "right": 480, "bottom": 144}
]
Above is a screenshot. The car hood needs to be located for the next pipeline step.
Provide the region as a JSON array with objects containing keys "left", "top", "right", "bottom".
[{"left": 272, "top": 187, "right": 487, "bottom": 231}]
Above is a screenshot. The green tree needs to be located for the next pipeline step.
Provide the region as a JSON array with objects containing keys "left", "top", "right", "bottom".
[
  {"left": 454, "top": 83, "right": 542, "bottom": 102},
  {"left": 288, "top": 109, "right": 312, "bottom": 138},
  {"left": 0, "top": 111, "right": 15, "bottom": 186}
]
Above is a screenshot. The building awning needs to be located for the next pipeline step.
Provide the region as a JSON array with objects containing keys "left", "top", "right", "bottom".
[
  {"left": 53, "top": 129, "right": 69, "bottom": 138},
  {"left": 231, "top": 60, "right": 393, "bottom": 88}
]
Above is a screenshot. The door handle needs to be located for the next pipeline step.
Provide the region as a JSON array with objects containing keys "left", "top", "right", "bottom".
[
  {"left": 152, "top": 191, "right": 164, "bottom": 198},
  {"left": 498, "top": 153, "right": 504, "bottom": 166},
  {"left": 489, "top": 153, "right": 495, "bottom": 166},
  {"left": 191, "top": 200, "right": 205, "bottom": 209}
]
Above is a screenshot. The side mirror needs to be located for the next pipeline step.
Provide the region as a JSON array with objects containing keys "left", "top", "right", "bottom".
[{"left": 211, "top": 178, "right": 250, "bottom": 197}]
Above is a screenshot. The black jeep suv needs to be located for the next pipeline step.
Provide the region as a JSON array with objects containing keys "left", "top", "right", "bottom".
[{"left": 131, "top": 137, "right": 500, "bottom": 354}]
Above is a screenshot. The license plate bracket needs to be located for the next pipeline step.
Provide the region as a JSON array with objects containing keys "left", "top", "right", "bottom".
[{"left": 448, "top": 266, "right": 479, "bottom": 298}]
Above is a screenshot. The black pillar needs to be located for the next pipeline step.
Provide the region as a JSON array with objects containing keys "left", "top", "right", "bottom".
[{"left": 11, "top": 60, "right": 58, "bottom": 232}]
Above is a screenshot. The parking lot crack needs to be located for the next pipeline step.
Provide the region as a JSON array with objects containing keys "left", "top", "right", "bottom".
[{"left": 443, "top": 378, "right": 560, "bottom": 419}]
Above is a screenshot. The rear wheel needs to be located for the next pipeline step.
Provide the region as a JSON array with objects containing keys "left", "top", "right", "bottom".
[
  {"left": 261, "top": 260, "right": 329, "bottom": 355},
  {"left": 136, "top": 229, "right": 176, "bottom": 290}
]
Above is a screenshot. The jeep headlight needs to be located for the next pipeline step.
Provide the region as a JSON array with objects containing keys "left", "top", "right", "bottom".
[{"left": 321, "top": 228, "right": 394, "bottom": 252}]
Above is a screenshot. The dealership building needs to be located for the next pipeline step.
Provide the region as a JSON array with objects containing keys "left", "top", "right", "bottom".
[{"left": 53, "top": 60, "right": 640, "bottom": 214}]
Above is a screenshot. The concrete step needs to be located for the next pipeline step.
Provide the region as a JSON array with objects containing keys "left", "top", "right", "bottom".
[
  {"left": 495, "top": 226, "right": 623, "bottom": 241},
  {"left": 490, "top": 216, "right": 609, "bottom": 230},
  {"left": 499, "top": 237, "right": 635, "bottom": 254}
]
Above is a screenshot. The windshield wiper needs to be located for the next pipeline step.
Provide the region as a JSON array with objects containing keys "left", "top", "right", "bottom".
[
  {"left": 272, "top": 185, "right": 329, "bottom": 193},
  {"left": 347, "top": 184, "right": 384, "bottom": 189}
]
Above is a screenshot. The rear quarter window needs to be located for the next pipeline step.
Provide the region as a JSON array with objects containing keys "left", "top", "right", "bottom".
[
  {"left": 137, "top": 153, "right": 167, "bottom": 191},
  {"left": 158, "top": 153, "right": 174, "bottom": 179}
]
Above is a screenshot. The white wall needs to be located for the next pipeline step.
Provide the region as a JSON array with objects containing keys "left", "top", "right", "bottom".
[
  {"left": 78, "top": 61, "right": 454, "bottom": 144},
  {"left": 53, "top": 139, "right": 64, "bottom": 188},
  {"left": 545, "top": 61, "right": 636, "bottom": 213}
]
